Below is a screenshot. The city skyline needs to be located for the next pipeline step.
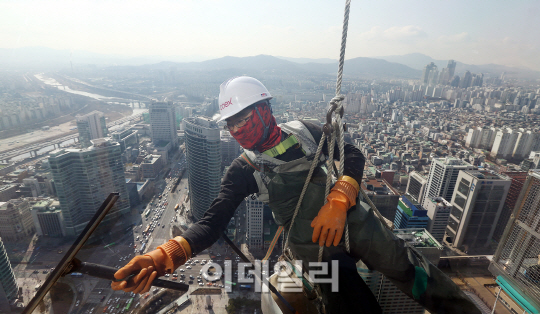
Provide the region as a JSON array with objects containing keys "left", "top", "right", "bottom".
[
  {"left": 1, "top": 0, "right": 539, "bottom": 70},
  {"left": 0, "top": 9, "right": 540, "bottom": 308}
]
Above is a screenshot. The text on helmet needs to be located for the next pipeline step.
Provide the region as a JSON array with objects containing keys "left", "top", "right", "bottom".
[{"left": 220, "top": 98, "right": 233, "bottom": 110}]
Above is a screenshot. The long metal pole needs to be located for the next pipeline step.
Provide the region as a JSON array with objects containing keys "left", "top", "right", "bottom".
[
  {"left": 491, "top": 286, "right": 501, "bottom": 314},
  {"left": 23, "top": 193, "right": 119, "bottom": 314}
]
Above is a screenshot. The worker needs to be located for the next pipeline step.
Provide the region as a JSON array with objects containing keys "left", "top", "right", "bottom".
[{"left": 112, "top": 76, "right": 480, "bottom": 313}]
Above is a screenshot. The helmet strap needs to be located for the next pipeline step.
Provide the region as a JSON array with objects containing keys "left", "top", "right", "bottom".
[{"left": 253, "top": 104, "right": 270, "bottom": 152}]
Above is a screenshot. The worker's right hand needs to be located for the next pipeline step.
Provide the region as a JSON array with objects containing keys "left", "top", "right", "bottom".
[
  {"left": 110, "top": 254, "right": 160, "bottom": 294},
  {"left": 111, "top": 237, "right": 191, "bottom": 294}
]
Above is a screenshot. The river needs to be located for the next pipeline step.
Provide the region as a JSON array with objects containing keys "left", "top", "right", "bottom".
[{"left": 5, "top": 74, "right": 148, "bottom": 162}]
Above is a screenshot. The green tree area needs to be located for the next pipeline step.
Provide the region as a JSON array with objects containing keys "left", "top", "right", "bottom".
[{"left": 226, "top": 297, "right": 262, "bottom": 314}]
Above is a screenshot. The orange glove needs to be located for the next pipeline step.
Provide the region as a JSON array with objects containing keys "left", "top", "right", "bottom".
[
  {"left": 111, "top": 236, "right": 191, "bottom": 294},
  {"left": 311, "top": 176, "right": 359, "bottom": 247}
]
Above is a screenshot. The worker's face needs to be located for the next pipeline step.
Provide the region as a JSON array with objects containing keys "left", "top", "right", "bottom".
[
  {"left": 225, "top": 109, "right": 253, "bottom": 133},
  {"left": 227, "top": 104, "right": 271, "bottom": 149}
]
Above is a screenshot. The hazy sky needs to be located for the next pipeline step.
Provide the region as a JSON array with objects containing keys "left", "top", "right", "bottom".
[{"left": 2, "top": 0, "right": 540, "bottom": 70}]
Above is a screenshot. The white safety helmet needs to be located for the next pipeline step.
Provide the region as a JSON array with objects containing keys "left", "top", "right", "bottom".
[{"left": 217, "top": 76, "right": 272, "bottom": 122}]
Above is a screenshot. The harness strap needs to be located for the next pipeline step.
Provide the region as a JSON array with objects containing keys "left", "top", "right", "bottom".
[
  {"left": 262, "top": 226, "right": 283, "bottom": 263},
  {"left": 262, "top": 134, "right": 304, "bottom": 158},
  {"left": 240, "top": 153, "right": 260, "bottom": 172}
]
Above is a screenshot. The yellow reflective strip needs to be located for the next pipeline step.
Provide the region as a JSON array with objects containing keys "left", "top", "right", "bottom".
[{"left": 262, "top": 135, "right": 299, "bottom": 157}]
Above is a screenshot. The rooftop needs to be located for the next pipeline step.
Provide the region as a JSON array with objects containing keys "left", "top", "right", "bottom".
[
  {"left": 464, "top": 170, "right": 509, "bottom": 180},
  {"left": 393, "top": 228, "right": 442, "bottom": 249},
  {"left": 427, "top": 197, "right": 452, "bottom": 207},
  {"left": 0, "top": 184, "right": 16, "bottom": 191},
  {"left": 361, "top": 178, "right": 399, "bottom": 195}
]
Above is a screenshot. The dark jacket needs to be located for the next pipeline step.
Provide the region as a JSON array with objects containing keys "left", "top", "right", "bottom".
[{"left": 181, "top": 120, "right": 366, "bottom": 254}]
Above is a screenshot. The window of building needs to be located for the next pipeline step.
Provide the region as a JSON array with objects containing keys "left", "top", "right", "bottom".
[
  {"left": 448, "top": 218, "right": 459, "bottom": 231},
  {"left": 457, "top": 179, "right": 470, "bottom": 197},
  {"left": 486, "top": 202, "right": 500, "bottom": 213},
  {"left": 469, "top": 214, "right": 483, "bottom": 225},
  {"left": 477, "top": 187, "right": 491, "bottom": 200},
  {"left": 454, "top": 193, "right": 467, "bottom": 209}
]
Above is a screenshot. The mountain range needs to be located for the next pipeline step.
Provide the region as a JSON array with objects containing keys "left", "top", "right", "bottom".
[{"left": 1, "top": 47, "right": 538, "bottom": 79}]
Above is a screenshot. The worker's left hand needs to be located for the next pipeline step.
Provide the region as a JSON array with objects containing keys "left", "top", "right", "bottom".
[{"left": 311, "top": 190, "right": 349, "bottom": 247}]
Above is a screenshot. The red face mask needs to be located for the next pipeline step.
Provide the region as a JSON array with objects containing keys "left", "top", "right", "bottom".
[{"left": 230, "top": 104, "right": 281, "bottom": 152}]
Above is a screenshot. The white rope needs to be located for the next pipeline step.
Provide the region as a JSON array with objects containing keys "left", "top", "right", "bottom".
[
  {"left": 283, "top": 2, "right": 353, "bottom": 303},
  {"left": 335, "top": 0, "right": 351, "bottom": 96},
  {"left": 284, "top": 0, "right": 352, "bottom": 260}
]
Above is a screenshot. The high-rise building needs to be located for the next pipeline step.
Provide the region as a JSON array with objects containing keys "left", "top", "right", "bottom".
[
  {"left": 445, "top": 170, "right": 511, "bottom": 252},
  {"left": 428, "top": 69, "right": 439, "bottom": 86},
  {"left": 491, "top": 128, "right": 519, "bottom": 159},
  {"left": 478, "top": 127, "right": 497, "bottom": 150},
  {"left": 110, "top": 128, "right": 139, "bottom": 153},
  {"left": 460, "top": 71, "right": 473, "bottom": 88},
  {"left": 391, "top": 109, "right": 403, "bottom": 122},
  {"left": 438, "top": 67, "right": 450, "bottom": 85},
  {"left": 493, "top": 171, "right": 527, "bottom": 242},
  {"left": 149, "top": 101, "right": 178, "bottom": 151},
  {"left": 0, "top": 238, "right": 17, "bottom": 312},
  {"left": 447, "top": 60, "right": 457, "bottom": 78},
  {"left": 406, "top": 171, "right": 428, "bottom": 203},
  {"left": 245, "top": 195, "right": 265, "bottom": 250},
  {"left": 513, "top": 130, "right": 540, "bottom": 160},
  {"left": 465, "top": 127, "right": 482, "bottom": 148},
  {"left": 184, "top": 117, "right": 221, "bottom": 221},
  {"left": 76, "top": 111, "right": 108, "bottom": 148},
  {"left": 489, "top": 170, "right": 540, "bottom": 311},
  {"left": 423, "top": 197, "right": 452, "bottom": 243},
  {"left": 394, "top": 195, "right": 429, "bottom": 229},
  {"left": 360, "top": 178, "right": 399, "bottom": 224},
  {"left": 221, "top": 131, "right": 240, "bottom": 169},
  {"left": 380, "top": 170, "right": 395, "bottom": 187},
  {"left": 421, "top": 62, "right": 438, "bottom": 85},
  {"left": 31, "top": 199, "right": 66, "bottom": 237},
  {"left": 0, "top": 199, "right": 35, "bottom": 241},
  {"left": 48, "top": 138, "right": 131, "bottom": 236},
  {"left": 422, "top": 157, "right": 476, "bottom": 205},
  {"left": 358, "top": 228, "right": 443, "bottom": 314}
]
